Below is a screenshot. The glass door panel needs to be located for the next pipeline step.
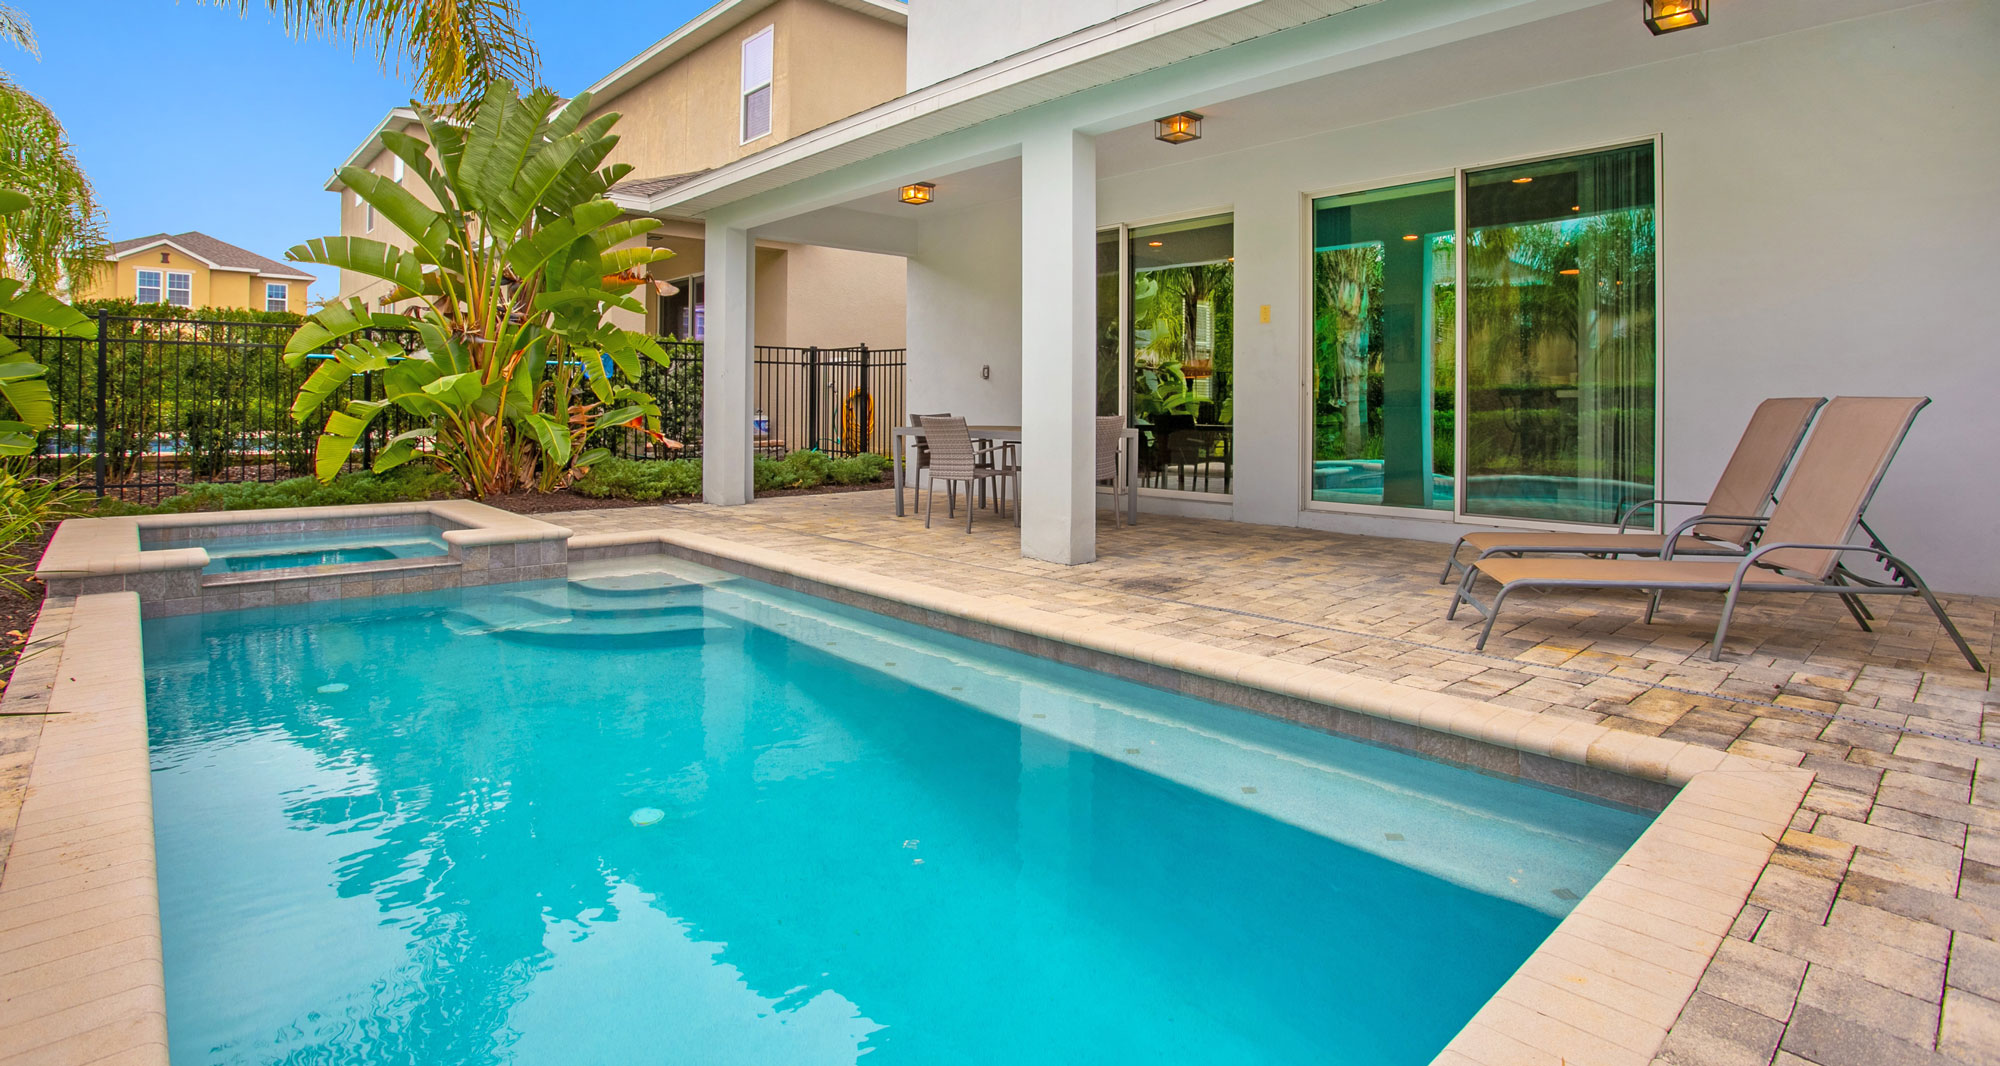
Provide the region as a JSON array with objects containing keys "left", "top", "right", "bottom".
[
  {"left": 1462, "top": 143, "right": 1657, "bottom": 525},
  {"left": 1096, "top": 230, "right": 1123, "bottom": 417},
  {"left": 1130, "top": 215, "right": 1233, "bottom": 494},
  {"left": 1310, "top": 178, "right": 1456, "bottom": 510}
]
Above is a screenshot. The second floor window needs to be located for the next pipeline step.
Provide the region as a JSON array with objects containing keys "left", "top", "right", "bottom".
[
  {"left": 137, "top": 269, "right": 192, "bottom": 307},
  {"left": 266, "top": 283, "right": 288, "bottom": 312},
  {"left": 741, "top": 26, "right": 773, "bottom": 143}
]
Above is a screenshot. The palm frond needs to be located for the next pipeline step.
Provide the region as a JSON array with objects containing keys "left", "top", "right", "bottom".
[
  {"left": 0, "top": 81, "right": 108, "bottom": 292},
  {"left": 242, "top": 0, "right": 540, "bottom": 102}
]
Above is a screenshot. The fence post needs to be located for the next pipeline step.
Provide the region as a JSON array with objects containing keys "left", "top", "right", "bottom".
[
  {"left": 360, "top": 372, "right": 374, "bottom": 470},
  {"left": 806, "top": 346, "right": 821, "bottom": 452},
  {"left": 856, "top": 344, "right": 870, "bottom": 457},
  {"left": 92, "top": 309, "right": 107, "bottom": 497}
]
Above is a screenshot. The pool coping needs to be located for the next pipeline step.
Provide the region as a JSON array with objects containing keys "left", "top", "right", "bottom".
[
  {"left": 0, "top": 523, "right": 1815, "bottom": 1066},
  {"left": 573, "top": 527, "right": 1817, "bottom": 1066}
]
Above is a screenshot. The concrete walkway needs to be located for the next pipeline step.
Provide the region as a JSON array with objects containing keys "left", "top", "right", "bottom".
[{"left": 554, "top": 490, "right": 1999, "bottom": 1066}]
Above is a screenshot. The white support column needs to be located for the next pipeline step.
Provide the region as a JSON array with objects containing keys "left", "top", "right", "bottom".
[
  {"left": 702, "top": 221, "right": 755, "bottom": 505},
  {"left": 1018, "top": 127, "right": 1097, "bottom": 565}
]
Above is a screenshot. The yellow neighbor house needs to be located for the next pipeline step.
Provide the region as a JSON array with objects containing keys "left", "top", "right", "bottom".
[{"left": 77, "top": 231, "right": 315, "bottom": 313}]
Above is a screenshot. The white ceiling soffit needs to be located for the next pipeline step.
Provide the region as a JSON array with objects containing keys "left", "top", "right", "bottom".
[{"left": 617, "top": 0, "right": 1375, "bottom": 218}]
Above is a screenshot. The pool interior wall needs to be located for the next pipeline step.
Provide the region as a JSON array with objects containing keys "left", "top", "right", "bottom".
[{"left": 142, "top": 557, "right": 1653, "bottom": 1066}]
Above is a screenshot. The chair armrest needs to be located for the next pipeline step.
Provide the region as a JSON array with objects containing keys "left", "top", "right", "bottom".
[
  {"left": 1732, "top": 541, "right": 1917, "bottom": 588},
  {"left": 1617, "top": 498, "right": 1710, "bottom": 532},
  {"left": 1659, "top": 515, "right": 1769, "bottom": 558}
]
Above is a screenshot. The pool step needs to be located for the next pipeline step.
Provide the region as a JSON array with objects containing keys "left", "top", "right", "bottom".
[{"left": 445, "top": 581, "right": 730, "bottom": 649}]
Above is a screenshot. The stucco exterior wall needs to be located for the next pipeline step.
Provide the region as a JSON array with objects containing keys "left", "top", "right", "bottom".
[
  {"left": 336, "top": 125, "right": 432, "bottom": 308},
  {"left": 76, "top": 250, "right": 310, "bottom": 313},
  {"left": 590, "top": 0, "right": 903, "bottom": 182},
  {"left": 906, "top": 197, "right": 1022, "bottom": 425}
]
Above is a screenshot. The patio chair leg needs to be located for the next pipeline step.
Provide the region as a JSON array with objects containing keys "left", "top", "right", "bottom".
[
  {"left": 1711, "top": 584, "right": 1746, "bottom": 662},
  {"left": 1644, "top": 591, "right": 1663, "bottom": 624},
  {"left": 924, "top": 483, "right": 935, "bottom": 529},
  {"left": 1475, "top": 587, "right": 1512, "bottom": 651},
  {"left": 965, "top": 484, "right": 976, "bottom": 533},
  {"left": 1909, "top": 577, "right": 1988, "bottom": 672},
  {"left": 947, "top": 482, "right": 956, "bottom": 518},
  {"left": 1447, "top": 566, "right": 1483, "bottom": 621},
  {"left": 1439, "top": 538, "right": 1469, "bottom": 584}
]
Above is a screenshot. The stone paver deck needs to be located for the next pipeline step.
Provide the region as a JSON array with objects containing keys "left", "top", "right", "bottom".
[{"left": 553, "top": 491, "right": 1999, "bottom": 1066}]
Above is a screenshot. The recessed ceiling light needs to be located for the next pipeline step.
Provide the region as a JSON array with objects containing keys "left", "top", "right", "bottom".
[
  {"left": 1147, "top": 241, "right": 1164, "bottom": 247},
  {"left": 1511, "top": 177, "right": 1534, "bottom": 184}
]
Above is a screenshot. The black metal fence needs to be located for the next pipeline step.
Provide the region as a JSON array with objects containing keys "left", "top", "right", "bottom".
[{"left": 3, "top": 312, "right": 906, "bottom": 497}]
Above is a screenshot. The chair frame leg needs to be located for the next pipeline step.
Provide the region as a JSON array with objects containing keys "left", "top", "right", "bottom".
[{"left": 924, "top": 482, "right": 936, "bottom": 529}]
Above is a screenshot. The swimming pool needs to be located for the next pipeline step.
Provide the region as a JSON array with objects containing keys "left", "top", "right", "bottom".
[
  {"left": 143, "top": 557, "right": 1651, "bottom": 1065},
  {"left": 141, "top": 524, "right": 451, "bottom": 574}
]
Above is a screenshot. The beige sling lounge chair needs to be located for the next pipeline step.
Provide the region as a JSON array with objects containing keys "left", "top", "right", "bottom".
[
  {"left": 1440, "top": 396, "right": 1826, "bottom": 583},
  {"left": 1446, "top": 396, "right": 1985, "bottom": 670}
]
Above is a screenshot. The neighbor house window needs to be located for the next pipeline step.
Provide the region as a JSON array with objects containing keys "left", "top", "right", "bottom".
[
  {"left": 1128, "top": 214, "right": 1233, "bottom": 495},
  {"left": 365, "top": 202, "right": 376, "bottom": 232},
  {"left": 741, "top": 26, "right": 773, "bottom": 142},
  {"left": 1310, "top": 177, "right": 1456, "bottom": 511},
  {"left": 658, "top": 275, "right": 705, "bottom": 340},
  {"left": 136, "top": 269, "right": 162, "bottom": 304},
  {"left": 165, "top": 272, "right": 192, "bottom": 307},
  {"left": 1461, "top": 142, "right": 1657, "bottom": 525},
  {"left": 392, "top": 157, "right": 405, "bottom": 182},
  {"left": 266, "top": 283, "right": 288, "bottom": 311}
]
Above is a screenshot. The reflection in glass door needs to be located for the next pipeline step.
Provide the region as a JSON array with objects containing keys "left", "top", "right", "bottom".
[
  {"left": 1461, "top": 143, "right": 1657, "bottom": 525},
  {"left": 1129, "top": 215, "right": 1233, "bottom": 494},
  {"left": 1310, "top": 178, "right": 1456, "bottom": 510},
  {"left": 1096, "top": 230, "right": 1123, "bottom": 417}
]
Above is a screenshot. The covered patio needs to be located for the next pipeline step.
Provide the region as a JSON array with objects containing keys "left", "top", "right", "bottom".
[{"left": 551, "top": 489, "right": 2000, "bottom": 1064}]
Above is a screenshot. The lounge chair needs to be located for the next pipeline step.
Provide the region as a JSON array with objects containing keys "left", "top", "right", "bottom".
[
  {"left": 1446, "top": 396, "right": 1985, "bottom": 670},
  {"left": 1440, "top": 396, "right": 1825, "bottom": 583}
]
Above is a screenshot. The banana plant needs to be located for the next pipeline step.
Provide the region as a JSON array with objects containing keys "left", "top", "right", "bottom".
[
  {"left": 0, "top": 187, "right": 88, "bottom": 456},
  {"left": 282, "top": 80, "right": 677, "bottom": 495}
]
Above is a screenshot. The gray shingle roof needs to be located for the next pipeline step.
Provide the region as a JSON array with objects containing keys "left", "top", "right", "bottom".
[
  {"left": 109, "top": 231, "right": 314, "bottom": 281},
  {"left": 608, "top": 171, "right": 710, "bottom": 198}
]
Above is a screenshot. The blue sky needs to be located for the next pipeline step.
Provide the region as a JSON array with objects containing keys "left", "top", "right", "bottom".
[{"left": 10, "top": 0, "right": 721, "bottom": 302}]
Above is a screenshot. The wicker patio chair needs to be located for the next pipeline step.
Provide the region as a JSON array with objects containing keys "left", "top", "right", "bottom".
[
  {"left": 918, "top": 415, "right": 1009, "bottom": 533},
  {"left": 1096, "top": 415, "right": 1129, "bottom": 525}
]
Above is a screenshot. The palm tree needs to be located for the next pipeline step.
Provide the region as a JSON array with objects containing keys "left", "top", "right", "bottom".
[
  {"left": 0, "top": 7, "right": 104, "bottom": 291},
  {"left": 247, "top": 0, "right": 540, "bottom": 105}
]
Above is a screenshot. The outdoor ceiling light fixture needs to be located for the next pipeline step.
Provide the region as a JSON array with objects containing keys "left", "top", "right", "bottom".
[
  {"left": 899, "top": 181, "right": 936, "bottom": 205},
  {"left": 1154, "top": 111, "right": 1202, "bottom": 145},
  {"left": 1643, "top": 0, "right": 1708, "bottom": 34}
]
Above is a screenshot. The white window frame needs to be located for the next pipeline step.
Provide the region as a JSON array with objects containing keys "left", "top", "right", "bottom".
[
  {"left": 164, "top": 271, "right": 193, "bottom": 308},
  {"left": 740, "top": 25, "right": 774, "bottom": 145},
  {"left": 365, "top": 201, "right": 376, "bottom": 233},
  {"left": 135, "top": 269, "right": 163, "bottom": 304},
  {"left": 392, "top": 157, "right": 405, "bottom": 183},
  {"left": 265, "top": 282, "right": 289, "bottom": 312}
]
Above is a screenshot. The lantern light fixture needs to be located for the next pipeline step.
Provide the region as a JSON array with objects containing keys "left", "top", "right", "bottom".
[
  {"left": 1643, "top": 0, "right": 1708, "bottom": 34},
  {"left": 898, "top": 181, "right": 936, "bottom": 206},
  {"left": 1154, "top": 111, "right": 1203, "bottom": 145}
]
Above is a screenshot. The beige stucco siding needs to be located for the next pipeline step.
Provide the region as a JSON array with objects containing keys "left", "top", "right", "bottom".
[
  {"left": 592, "top": 0, "right": 905, "bottom": 180},
  {"left": 335, "top": 126, "right": 432, "bottom": 306}
]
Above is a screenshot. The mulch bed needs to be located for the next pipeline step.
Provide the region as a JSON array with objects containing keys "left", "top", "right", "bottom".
[
  {"left": 0, "top": 530, "right": 54, "bottom": 697},
  {"left": 474, "top": 480, "right": 887, "bottom": 515}
]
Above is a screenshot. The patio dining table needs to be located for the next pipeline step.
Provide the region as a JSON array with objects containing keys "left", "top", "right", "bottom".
[{"left": 891, "top": 424, "right": 1140, "bottom": 525}]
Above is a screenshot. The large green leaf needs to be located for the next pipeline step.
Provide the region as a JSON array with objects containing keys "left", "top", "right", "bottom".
[
  {"left": 0, "top": 375, "right": 54, "bottom": 431},
  {"left": 379, "top": 129, "right": 462, "bottom": 223},
  {"left": 0, "top": 189, "right": 30, "bottom": 214},
  {"left": 372, "top": 428, "right": 436, "bottom": 472},
  {"left": 284, "top": 298, "right": 411, "bottom": 361},
  {"left": 287, "top": 237, "right": 426, "bottom": 295},
  {"left": 0, "top": 280, "right": 93, "bottom": 337},
  {"left": 339, "top": 166, "right": 450, "bottom": 261},
  {"left": 313, "top": 402, "right": 389, "bottom": 481}
]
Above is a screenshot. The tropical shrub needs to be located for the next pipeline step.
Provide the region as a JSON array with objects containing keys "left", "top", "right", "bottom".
[
  {"left": 88, "top": 468, "right": 455, "bottom": 516},
  {"left": 284, "top": 80, "right": 675, "bottom": 497},
  {"left": 571, "top": 451, "right": 890, "bottom": 501}
]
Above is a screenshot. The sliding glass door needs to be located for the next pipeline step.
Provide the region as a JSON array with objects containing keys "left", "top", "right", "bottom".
[
  {"left": 1305, "top": 142, "right": 1659, "bottom": 527},
  {"left": 1310, "top": 179, "right": 1456, "bottom": 511},
  {"left": 1461, "top": 143, "right": 1657, "bottom": 525}
]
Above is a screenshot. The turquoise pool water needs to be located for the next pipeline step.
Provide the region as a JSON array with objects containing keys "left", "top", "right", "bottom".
[
  {"left": 143, "top": 559, "right": 1651, "bottom": 1066},
  {"left": 142, "top": 525, "right": 451, "bottom": 574}
]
